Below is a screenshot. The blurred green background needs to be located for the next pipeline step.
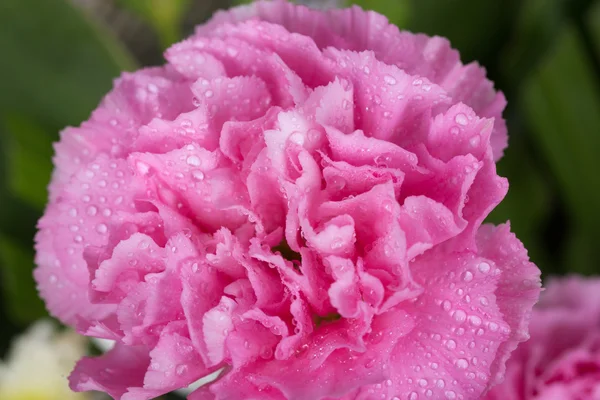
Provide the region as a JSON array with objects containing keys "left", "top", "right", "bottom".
[{"left": 0, "top": 0, "right": 599, "bottom": 396}]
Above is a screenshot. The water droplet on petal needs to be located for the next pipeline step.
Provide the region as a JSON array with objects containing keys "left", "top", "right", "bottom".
[
  {"left": 384, "top": 75, "right": 397, "bottom": 85},
  {"left": 478, "top": 262, "right": 491, "bottom": 273},
  {"left": 175, "top": 364, "right": 188, "bottom": 376},
  {"left": 455, "top": 113, "right": 468, "bottom": 126},
  {"left": 453, "top": 309, "right": 467, "bottom": 322},
  {"left": 445, "top": 390, "right": 456, "bottom": 399},
  {"left": 463, "top": 271, "right": 473, "bottom": 282},
  {"left": 136, "top": 161, "right": 150, "bottom": 175},
  {"left": 192, "top": 170, "right": 205, "bottom": 181},
  {"left": 186, "top": 155, "right": 201, "bottom": 167},
  {"left": 442, "top": 300, "right": 452, "bottom": 311}
]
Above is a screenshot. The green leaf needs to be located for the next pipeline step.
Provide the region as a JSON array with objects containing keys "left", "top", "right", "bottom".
[
  {"left": 345, "top": 0, "right": 411, "bottom": 27},
  {"left": 523, "top": 25, "right": 600, "bottom": 273},
  {"left": 0, "top": 0, "right": 136, "bottom": 128},
  {"left": 487, "top": 135, "right": 553, "bottom": 271},
  {"left": 2, "top": 115, "right": 54, "bottom": 211},
  {"left": 587, "top": 0, "right": 600, "bottom": 57},
  {"left": 500, "top": 0, "right": 567, "bottom": 86},
  {"left": 0, "top": 234, "right": 47, "bottom": 324},
  {"left": 117, "top": 0, "right": 191, "bottom": 49},
  {"left": 405, "top": 0, "right": 520, "bottom": 64}
]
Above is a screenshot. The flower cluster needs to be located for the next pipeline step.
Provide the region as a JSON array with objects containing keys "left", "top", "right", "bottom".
[
  {"left": 35, "top": 1, "right": 541, "bottom": 399},
  {"left": 485, "top": 276, "right": 600, "bottom": 400}
]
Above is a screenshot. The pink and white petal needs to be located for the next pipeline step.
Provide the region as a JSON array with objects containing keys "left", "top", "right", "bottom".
[
  {"left": 90, "top": 232, "right": 166, "bottom": 303},
  {"left": 476, "top": 223, "right": 542, "bottom": 385},
  {"left": 301, "top": 77, "right": 354, "bottom": 133},
  {"left": 243, "top": 308, "right": 290, "bottom": 338},
  {"left": 167, "top": 37, "right": 307, "bottom": 107},
  {"left": 207, "top": 20, "right": 334, "bottom": 89},
  {"left": 129, "top": 145, "right": 249, "bottom": 233},
  {"left": 35, "top": 156, "right": 137, "bottom": 324},
  {"left": 203, "top": 296, "right": 238, "bottom": 366},
  {"left": 322, "top": 158, "right": 405, "bottom": 200},
  {"left": 325, "top": 127, "right": 419, "bottom": 174},
  {"left": 190, "top": 75, "right": 273, "bottom": 130},
  {"left": 325, "top": 49, "right": 450, "bottom": 146},
  {"left": 165, "top": 48, "right": 228, "bottom": 81},
  {"left": 134, "top": 107, "right": 219, "bottom": 155},
  {"left": 198, "top": 1, "right": 507, "bottom": 158},
  {"left": 219, "top": 308, "right": 413, "bottom": 400},
  {"left": 398, "top": 196, "right": 463, "bottom": 260},
  {"left": 69, "top": 343, "right": 161, "bottom": 400},
  {"left": 144, "top": 330, "right": 215, "bottom": 392},
  {"left": 427, "top": 103, "right": 494, "bottom": 163},
  {"left": 326, "top": 256, "right": 361, "bottom": 318},
  {"left": 360, "top": 250, "right": 511, "bottom": 400},
  {"left": 181, "top": 259, "right": 229, "bottom": 365},
  {"left": 226, "top": 318, "right": 280, "bottom": 368},
  {"left": 246, "top": 149, "right": 288, "bottom": 236}
]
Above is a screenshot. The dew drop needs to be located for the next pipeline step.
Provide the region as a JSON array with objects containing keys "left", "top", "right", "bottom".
[
  {"left": 364, "top": 358, "right": 376, "bottom": 368},
  {"left": 456, "top": 359, "right": 468, "bottom": 369},
  {"left": 87, "top": 206, "right": 98, "bottom": 216},
  {"left": 192, "top": 170, "right": 205, "bottom": 181},
  {"left": 445, "top": 391, "right": 456, "bottom": 399},
  {"left": 478, "top": 262, "right": 491, "bottom": 273},
  {"left": 453, "top": 309, "right": 467, "bottom": 323},
  {"left": 186, "top": 155, "right": 201, "bottom": 166},
  {"left": 442, "top": 300, "right": 452, "bottom": 311},
  {"left": 136, "top": 161, "right": 150, "bottom": 175},
  {"left": 227, "top": 47, "right": 239, "bottom": 57},
  {"left": 96, "top": 224, "right": 108, "bottom": 234},
  {"left": 445, "top": 339, "right": 456, "bottom": 350},
  {"left": 455, "top": 113, "right": 468, "bottom": 126},
  {"left": 147, "top": 83, "right": 159, "bottom": 93},
  {"left": 384, "top": 75, "right": 397, "bottom": 85},
  {"left": 463, "top": 271, "right": 473, "bottom": 282}
]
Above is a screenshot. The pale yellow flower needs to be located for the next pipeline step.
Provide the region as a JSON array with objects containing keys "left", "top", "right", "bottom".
[{"left": 0, "top": 320, "right": 90, "bottom": 400}]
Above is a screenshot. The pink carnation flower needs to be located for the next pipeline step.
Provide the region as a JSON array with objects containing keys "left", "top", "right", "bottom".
[
  {"left": 34, "top": 1, "right": 541, "bottom": 399},
  {"left": 485, "top": 276, "right": 600, "bottom": 400}
]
